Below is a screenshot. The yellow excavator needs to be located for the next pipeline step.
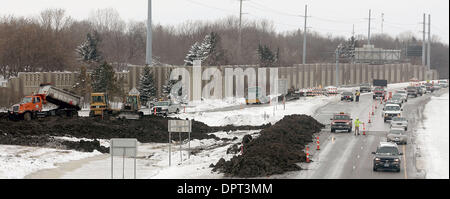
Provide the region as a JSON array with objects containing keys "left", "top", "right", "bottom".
[{"left": 89, "top": 88, "right": 143, "bottom": 120}]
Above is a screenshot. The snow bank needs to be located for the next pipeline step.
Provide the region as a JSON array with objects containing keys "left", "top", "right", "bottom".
[
  {"left": 174, "top": 95, "right": 338, "bottom": 126},
  {"left": 0, "top": 145, "right": 101, "bottom": 179},
  {"left": 416, "top": 92, "right": 449, "bottom": 179}
]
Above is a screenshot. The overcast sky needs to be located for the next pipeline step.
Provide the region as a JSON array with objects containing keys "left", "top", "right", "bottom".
[{"left": 1, "top": 0, "right": 448, "bottom": 44}]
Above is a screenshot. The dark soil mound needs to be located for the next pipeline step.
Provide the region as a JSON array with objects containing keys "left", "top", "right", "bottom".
[
  {"left": 0, "top": 115, "right": 268, "bottom": 153},
  {"left": 212, "top": 114, "right": 324, "bottom": 178}
]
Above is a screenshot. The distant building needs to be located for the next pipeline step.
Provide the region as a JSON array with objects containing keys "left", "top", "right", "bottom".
[{"left": 354, "top": 45, "right": 402, "bottom": 65}]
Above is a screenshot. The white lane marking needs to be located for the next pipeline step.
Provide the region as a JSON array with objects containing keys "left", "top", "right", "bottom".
[{"left": 325, "top": 136, "right": 358, "bottom": 179}]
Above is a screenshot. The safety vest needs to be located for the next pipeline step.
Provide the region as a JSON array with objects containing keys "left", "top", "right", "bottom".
[{"left": 355, "top": 120, "right": 361, "bottom": 127}]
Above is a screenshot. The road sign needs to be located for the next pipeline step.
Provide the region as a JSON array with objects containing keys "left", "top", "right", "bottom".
[
  {"left": 110, "top": 138, "right": 137, "bottom": 179},
  {"left": 168, "top": 120, "right": 193, "bottom": 166},
  {"left": 168, "top": 120, "right": 192, "bottom": 133}
]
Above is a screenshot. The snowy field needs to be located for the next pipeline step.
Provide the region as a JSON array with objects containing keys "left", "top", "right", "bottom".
[
  {"left": 416, "top": 92, "right": 449, "bottom": 179},
  {"left": 0, "top": 81, "right": 430, "bottom": 179},
  {"left": 0, "top": 145, "right": 101, "bottom": 179},
  {"left": 43, "top": 130, "right": 259, "bottom": 179},
  {"left": 173, "top": 95, "right": 339, "bottom": 126}
]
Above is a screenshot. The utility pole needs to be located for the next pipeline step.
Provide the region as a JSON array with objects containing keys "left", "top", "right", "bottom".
[
  {"left": 381, "top": 13, "right": 384, "bottom": 34},
  {"left": 352, "top": 24, "right": 355, "bottom": 38},
  {"left": 427, "top": 14, "right": 431, "bottom": 69},
  {"left": 146, "top": 0, "right": 152, "bottom": 66},
  {"left": 302, "top": 5, "right": 308, "bottom": 64},
  {"left": 422, "top": 13, "right": 426, "bottom": 67},
  {"left": 336, "top": 47, "right": 340, "bottom": 87},
  {"left": 238, "top": 0, "right": 247, "bottom": 63},
  {"left": 368, "top": 9, "right": 372, "bottom": 45}
]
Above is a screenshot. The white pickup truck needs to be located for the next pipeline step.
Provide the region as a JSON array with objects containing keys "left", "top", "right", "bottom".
[
  {"left": 153, "top": 101, "right": 181, "bottom": 116},
  {"left": 382, "top": 104, "right": 403, "bottom": 123}
]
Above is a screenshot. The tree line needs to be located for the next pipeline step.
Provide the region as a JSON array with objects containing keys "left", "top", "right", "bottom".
[{"left": 0, "top": 8, "right": 448, "bottom": 80}]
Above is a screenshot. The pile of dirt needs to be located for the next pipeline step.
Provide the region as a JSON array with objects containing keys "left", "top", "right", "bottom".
[
  {"left": 211, "top": 114, "right": 324, "bottom": 178},
  {"left": 0, "top": 112, "right": 8, "bottom": 120},
  {"left": 0, "top": 115, "right": 268, "bottom": 153},
  {"left": 0, "top": 133, "right": 108, "bottom": 153}
]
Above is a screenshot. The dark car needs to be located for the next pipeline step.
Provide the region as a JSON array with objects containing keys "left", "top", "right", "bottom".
[
  {"left": 424, "top": 83, "right": 434, "bottom": 93},
  {"left": 341, "top": 92, "right": 354, "bottom": 101},
  {"left": 372, "top": 142, "right": 403, "bottom": 172},
  {"left": 360, "top": 83, "right": 372, "bottom": 93},
  {"left": 407, "top": 86, "right": 419, "bottom": 98},
  {"left": 330, "top": 112, "right": 353, "bottom": 133}
]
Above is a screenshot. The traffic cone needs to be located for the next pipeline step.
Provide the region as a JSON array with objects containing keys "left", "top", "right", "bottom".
[
  {"left": 375, "top": 101, "right": 378, "bottom": 109},
  {"left": 363, "top": 123, "right": 366, "bottom": 135},
  {"left": 368, "top": 113, "right": 372, "bottom": 123},
  {"left": 372, "top": 105, "right": 375, "bottom": 116},
  {"left": 316, "top": 137, "right": 320, "bottom": 150},
  {"left": 306, "top": 146, "right": 310, "bottom": 163}
]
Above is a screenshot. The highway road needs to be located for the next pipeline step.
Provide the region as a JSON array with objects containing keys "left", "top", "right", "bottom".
[{"left": 284, "top": 87, "right": 449, "bottom": 179}]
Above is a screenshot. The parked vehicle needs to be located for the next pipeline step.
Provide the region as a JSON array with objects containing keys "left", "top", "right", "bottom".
[
  {"left": 117, "top": 88, "right": 144, "bottom": 120},
  {"left": 9, "top": 84, "right": 82, "bottom": 121},
  {"left": 387, "top": 128, "right": 408, "bottom": 145},
  {"left": 89, "top": 93, "right": 115, "bottom": 117},
  {"left": 372, "top": 142, "right": 403, "bottom": 172},
  {"left": 246, "top": 87, "right": 270, "bottom": 105},
  {"left": 153, "top": 101, "right": 181, "bottom": 116}
]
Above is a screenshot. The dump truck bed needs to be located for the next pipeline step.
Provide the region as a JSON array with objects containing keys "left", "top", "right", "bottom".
[{"left": 38, "top": 85, "right": 82, "bottom": 110}]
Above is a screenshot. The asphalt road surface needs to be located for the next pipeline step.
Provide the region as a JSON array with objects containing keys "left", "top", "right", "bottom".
[{"left": 288, "top": 87, "right": 449, "bottom": 179}]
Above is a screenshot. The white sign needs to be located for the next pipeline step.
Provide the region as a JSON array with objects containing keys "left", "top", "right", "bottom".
[
  {"left": 110, "top": 138, "right": 138, "bottom": 179},
  {"left": 110, "top": 139, "right": 138, "bottom": 157},
  {"left": 168, "top": 120, "right": 192, "bottom": 133}
]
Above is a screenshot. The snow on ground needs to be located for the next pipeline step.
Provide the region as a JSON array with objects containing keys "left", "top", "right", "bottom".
[
  {"left": 52, "top": 136, "right": 110, "bottom": 148},
  {"left": 173, "top": 95, "right": 339, "bottom": 127},
  {"left": 416, "top": 92, "right": 449, "bottom": 179},
  {"left": 0, "top": 145, "right": 101, "bottom": 179},
  {"left": 55, "top": 130, "right": 260, "bottom": 179}
]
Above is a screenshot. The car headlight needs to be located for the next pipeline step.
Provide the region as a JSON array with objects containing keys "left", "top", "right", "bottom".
[
  {"left": 375, "top": 158, "right": 380, "bottom": 161},
  {"left": 394, "top": 158, "right": 400, "bottom": 162}
]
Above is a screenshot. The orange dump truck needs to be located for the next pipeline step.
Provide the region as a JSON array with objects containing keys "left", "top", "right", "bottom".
[{"left": 8, "top": 84, "right": 83, "bottom": 121}]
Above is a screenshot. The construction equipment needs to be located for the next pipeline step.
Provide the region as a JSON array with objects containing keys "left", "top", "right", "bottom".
[
  {"left": 89, "top": 93, "right": 114, "bottom": 118},
  {"left": 117, "top": 88, "right": 144, "bottom": 120},
  {"left": 8, "top": 84, "right": 82, "bottom": 121}
]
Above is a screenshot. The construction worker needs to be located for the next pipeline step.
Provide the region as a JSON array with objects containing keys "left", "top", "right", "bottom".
[
  {"left": 355, "top": 90, "right": 361, "bottom": 102},
  {"left": 354, "top": 117, "right": 362, "bottom": 136}
]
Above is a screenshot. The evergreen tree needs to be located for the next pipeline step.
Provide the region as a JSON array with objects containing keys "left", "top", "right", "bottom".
[
  {"left": 338, "top": 36, "right": 359, "bottom": 62},
  {"left": 257, "top": 44, "right": 277, "bottom": 67},
  {"left": 72, "top": 66, "right": 92, "bottom": 100},
  {"left": 184, "top": 42, "right": 201, "bottom": 66},
  {"left": 138, "top": 65, "right": 157, "bottom": 105},
  {"left": 203, "top": 32, "right": 228, "bottom": 66},
  {"left": 76, "top": 31, "right": 102, "bottom": 67},
  {"left": 91, "top": 62, "right": 119, "bottom": 95},
  {"left": 184, "top": 32, "right": 228, "bottom": 66}
]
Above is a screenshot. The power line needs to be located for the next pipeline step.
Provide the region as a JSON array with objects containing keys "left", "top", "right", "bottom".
[
  {"left": 247, "top": 0, "right": 299, "bottom": 17},
  {"left": 186, "top": 0, "right": 235, "bottom": 14}
]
